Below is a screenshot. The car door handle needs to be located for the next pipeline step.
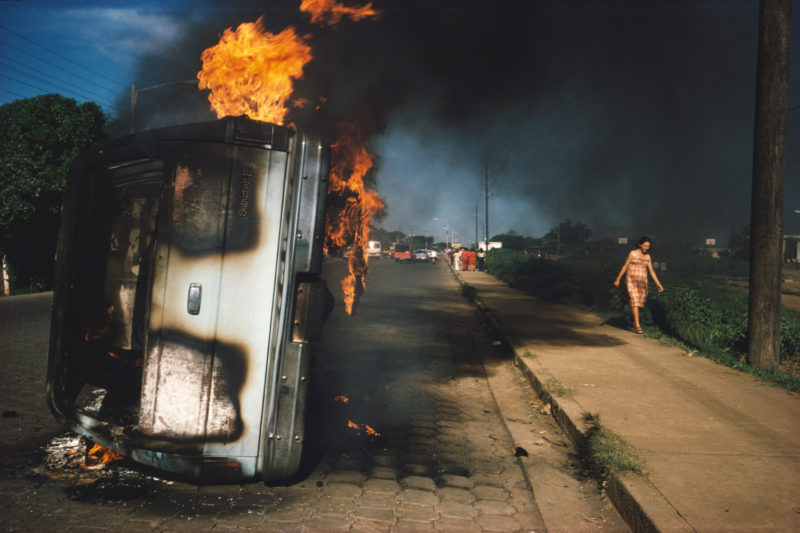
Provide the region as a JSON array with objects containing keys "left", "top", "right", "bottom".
[{"left": 187, "top": 283, "right": 202, "bottom": 315}]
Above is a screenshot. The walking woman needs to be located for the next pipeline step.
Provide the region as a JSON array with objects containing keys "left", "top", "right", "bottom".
[{"left": 613, "top": 236, "right": 664, "bottom": 334}]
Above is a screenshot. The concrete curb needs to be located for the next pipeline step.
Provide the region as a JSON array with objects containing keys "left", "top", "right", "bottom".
[{"left": 452, "top": 270, "right": 692, "bottom": 533}]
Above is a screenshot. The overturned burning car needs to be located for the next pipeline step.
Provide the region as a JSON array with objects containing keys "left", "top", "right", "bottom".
[{"left": 47, "top": 117, "right": 332, "bottom": 483}]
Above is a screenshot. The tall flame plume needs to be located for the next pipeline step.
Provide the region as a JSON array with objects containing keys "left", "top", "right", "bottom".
[{"left": 197, "top": 17, "right": 312, "bottom": 125}]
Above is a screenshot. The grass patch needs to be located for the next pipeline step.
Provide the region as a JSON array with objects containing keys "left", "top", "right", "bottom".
[
  {"left": 582, "top": 412, "right": 600, "bottom": 422},
  {"left": 579, "top": 415, "right": 644, "bottom": 482},
  {"left": 544, "top": 378, "right": 574, "bottom": 397},
  {"left": 643, "top": 324, "right": 800, "bottom": 392}
]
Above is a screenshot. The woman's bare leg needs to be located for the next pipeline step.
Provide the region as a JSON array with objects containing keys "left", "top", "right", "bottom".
[{"left": 632, "top": 306, "right": 641, "bottom": 331}]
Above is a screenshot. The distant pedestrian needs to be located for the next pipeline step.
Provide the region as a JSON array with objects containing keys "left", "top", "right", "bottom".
[
  {"left": 454, "top": 249, "right": 461, "bottom": 271},
  {"left": 613, "top": 236, "right": 664, "bottom": 334},
  {"left": 477, "top": 249, "right": 486, "bottom": 270},
  {"left": 468, "top": 248, "right": 477, "bottom": 271},
  {"left": 460, "top": 248, "right": 470, "bottom": 271}
]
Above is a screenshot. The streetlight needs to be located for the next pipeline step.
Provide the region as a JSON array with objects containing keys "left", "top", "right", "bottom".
[
  {"left": 130, "top": 80, "right": 197, "bottom": 133},
  {"left": 433, "top": 217, "right": 449, "bottom": 249}
]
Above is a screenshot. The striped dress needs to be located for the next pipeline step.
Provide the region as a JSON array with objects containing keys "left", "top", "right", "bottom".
[{"left": 626, "top": 252, "right": 650, "bottom": 308}]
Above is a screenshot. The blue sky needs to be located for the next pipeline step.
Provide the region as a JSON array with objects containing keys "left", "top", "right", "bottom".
[
  {"left": 0, "top": 1, "right": 202, "bottom": 114},
  {"left": 2, "top": 0, "right": 799, "bottom": 246}
]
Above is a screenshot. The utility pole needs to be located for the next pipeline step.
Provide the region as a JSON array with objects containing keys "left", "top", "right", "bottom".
[
  {"left": 484, "top": 164, "right": 490, "bottom": 248},
  {"left": 475, "top": 205, "right": 479, "bottom": 249},
  {"left": 748, "top": 0, "right": 791, "bottom": 371},
  {"left": 130, "top": 80, "right": 197, "bottom": 133}
]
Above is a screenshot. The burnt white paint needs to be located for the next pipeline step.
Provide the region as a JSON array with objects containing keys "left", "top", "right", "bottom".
[{"left": 47, "top": 118, "right": 331, "bottom": 482}]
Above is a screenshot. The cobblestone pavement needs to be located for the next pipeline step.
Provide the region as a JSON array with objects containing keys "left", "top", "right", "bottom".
[{"left": 0, "top": 260, "right": 601, "bottom": 532}]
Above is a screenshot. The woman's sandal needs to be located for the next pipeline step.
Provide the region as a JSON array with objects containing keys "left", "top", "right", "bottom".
[{"left": 634, "top": 327, "right": 643, "bottom": 334}]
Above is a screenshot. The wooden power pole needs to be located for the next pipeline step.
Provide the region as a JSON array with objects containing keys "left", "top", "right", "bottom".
[
  {"left": 748, "top": 0, "right": 792, "bottom": 371},
  {"left": 484, "top": 165, "right": 490, "bottom": 248}
]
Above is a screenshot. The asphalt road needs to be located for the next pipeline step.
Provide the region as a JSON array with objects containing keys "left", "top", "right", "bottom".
[{"left": 0, "top": 258, "right": 619, "bottom": 532}]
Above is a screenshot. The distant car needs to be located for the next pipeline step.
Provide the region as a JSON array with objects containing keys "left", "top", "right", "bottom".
[{"left": 414, "top": 249, "right": 429, "bottom": 263}]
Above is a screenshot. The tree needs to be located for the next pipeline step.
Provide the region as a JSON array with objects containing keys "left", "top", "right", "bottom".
[
  {"left": 368, "top": 226, "right": 406, "bottom": 248},
  {"left": 543, "top": 219, "right": 592, "bottom": 246},
  {"left": 0, "top": 94, "right": 107, "bottom": 291},
  {"left": 490, "top": 230, "right": 527, "bottom": 250},
  {"left": 409, "top": 235, "right": 434, "bottom": 250}
]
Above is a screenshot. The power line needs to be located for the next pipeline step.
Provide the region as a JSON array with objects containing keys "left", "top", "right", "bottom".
[
  {"left": 0, "top": 72, "right": 54, "bottom": 95},
  {"left": 0, "top": 86, "right": 27, "bottom": 99},
  {"left": 0, "top": 38, "right": 120, "bottom": 97},
  {"left": 0, "top": 66, "right": 116, "bottom": 109},
  {"left": 0, "top": 59, "right": 116, "bottom": 107},
  {"left": 0, "top": 72, "right": 117, "bottom": 110},
  {"left": 0, "top": 25, "right": 121, "bottom": 90}
]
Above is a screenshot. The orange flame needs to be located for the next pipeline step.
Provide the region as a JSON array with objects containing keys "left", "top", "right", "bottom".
[
  {"left": 346, "top": 420, "right": 381, "bottom": 438},
  {"left": 334, "top": 395, "right": 350, "bottom": 404},
  {"left": 300, "top": 0, "right": 380, "bottom": 25},
  {"left": 324, "top": 123, "right": 384, "bottom": 315},
  {"left": 197, "top": 17, "right": 312, "bottom": 125},
  {"left": 197, "top": 13, "right": 384, "bottom": 315},
  {"left": 85, "top": 443, "right": 124, "bottom": 466}
]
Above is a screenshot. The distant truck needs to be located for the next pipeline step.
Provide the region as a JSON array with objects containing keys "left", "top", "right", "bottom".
[
  {"left": 393, "top": 242, "right": 412, "bottom": 263},
  {"left": 366, "top": 240, "right": 381, "bottom": 258}
]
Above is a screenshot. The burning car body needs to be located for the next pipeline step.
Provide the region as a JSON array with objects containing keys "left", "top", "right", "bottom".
[{"left": 47, "top": 117, "right": 331, "bottom": 483}]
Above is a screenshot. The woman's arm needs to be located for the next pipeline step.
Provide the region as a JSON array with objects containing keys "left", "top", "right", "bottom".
[
  {"left": 647, "top": 257, "right": 664, "bottom": 292},
  {"left": 613, "top": 251, "right": 633, "bottom": 287}
]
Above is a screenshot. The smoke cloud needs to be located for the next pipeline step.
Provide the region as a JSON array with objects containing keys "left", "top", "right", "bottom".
[{"left": 120, "top": 0, "right": 800, "bottom": 245}]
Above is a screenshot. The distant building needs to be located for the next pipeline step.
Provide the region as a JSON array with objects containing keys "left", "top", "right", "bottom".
[{"left": 478, "top": 241, "right": 503, "bottom": 251}]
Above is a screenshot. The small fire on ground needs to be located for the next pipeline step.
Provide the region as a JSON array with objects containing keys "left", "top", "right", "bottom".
[
  {"left": 84, "top": 443, "right": 124, "bottom": 470},
  {"left": 347, "top": 420, "right": 381, "bottom": 438}
]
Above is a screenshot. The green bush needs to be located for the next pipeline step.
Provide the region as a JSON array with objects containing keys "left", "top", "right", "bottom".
[
  {"left": 486, "top": 249, "right": 620, "bottom": 312},
  {"left": 660, "top": 253, "right": 749, "bottom": 280},
  {"left": 649, "top": 284, "right": 799, "bottom": 360},
  {"left": 648, "top": 285, "right": 747, "bottom": 356},
  {"left": 485, "top": 248, "right": 528, "bottom": 285}
]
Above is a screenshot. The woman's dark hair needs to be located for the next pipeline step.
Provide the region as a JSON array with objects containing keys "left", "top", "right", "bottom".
[{"left": 637, "top": 236, "right": 652, "bottom": 246}]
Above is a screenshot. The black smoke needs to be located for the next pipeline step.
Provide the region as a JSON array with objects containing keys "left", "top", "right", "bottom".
[{"left": 117, "top": 0, "right": 800, "bottom": 243}]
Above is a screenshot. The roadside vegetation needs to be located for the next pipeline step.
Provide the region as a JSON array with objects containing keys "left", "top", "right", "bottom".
[
  {"left": 485, "top": 246, "right": 800, "bottom": 391},
  {"left": 1, "top": 95, "right": 108, "bottom": 294},
  {"left": 579, "top": 413, "right": 644, "bottom": 482}
]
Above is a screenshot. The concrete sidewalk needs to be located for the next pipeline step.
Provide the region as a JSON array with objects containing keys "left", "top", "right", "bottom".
[{"left": 453, "top": 268, "right": 800, "bottom": 533}]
